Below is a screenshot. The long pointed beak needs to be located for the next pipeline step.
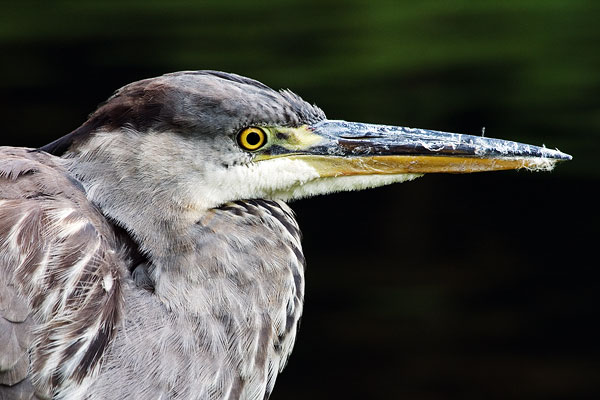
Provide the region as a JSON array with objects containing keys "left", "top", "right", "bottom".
[{"left": 267, "top": 120, "right": 571, "bottom": 176}]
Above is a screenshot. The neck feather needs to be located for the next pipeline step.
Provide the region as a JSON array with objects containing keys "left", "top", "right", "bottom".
[{"left": 64, "top": 130, "right": 211, "bottom": 257}]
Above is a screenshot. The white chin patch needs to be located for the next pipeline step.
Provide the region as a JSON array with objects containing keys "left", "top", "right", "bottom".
[
  {"left": 199, "top": 157, "right": 421, "bottom": 207},
  {"left": 271, "top": 173, "right": 423, "bottom": 201}
]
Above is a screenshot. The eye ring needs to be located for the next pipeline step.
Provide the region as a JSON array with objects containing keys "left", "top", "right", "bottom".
[{"left": 237, "top": 127, "right": 267, "bottom": 151}]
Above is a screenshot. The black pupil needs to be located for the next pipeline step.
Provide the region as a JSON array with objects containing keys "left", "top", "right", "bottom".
[{"left": 246, "top": 131, "right": 261, "bottom": 146}]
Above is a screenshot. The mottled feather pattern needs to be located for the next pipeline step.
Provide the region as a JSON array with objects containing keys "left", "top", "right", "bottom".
[
  {"left": 88, "top": 199, "right": 305, "bottom": 400},
  {"left": 1, "top": 72, "right": 322, "bottom": 399},
  {"left": 0, "top": 69, "right": 564, "bottom": 399},
  {"left": 216, "top": 200, "right": 304, "bottom": 364},
  {"left": 208, "top": 199, "right": 305, "bottom": 399},
  {"left": 0, "top": 148, "right": 126, "bottom": 399},
  {"left": 1, "top": 148, "right": 306, "bottom": 400}
]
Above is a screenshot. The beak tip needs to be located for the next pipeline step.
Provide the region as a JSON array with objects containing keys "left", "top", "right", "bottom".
[
  {"left": 520, "top": 149, "right": 571, "bottom": 172},
  {"left": 548, "top": 149, "right": 572, "bottom": 161}
]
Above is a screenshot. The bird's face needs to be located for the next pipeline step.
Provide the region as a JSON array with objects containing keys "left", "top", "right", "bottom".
[{"left": 55, "top": 71, "right": 570, "bottom": 211}]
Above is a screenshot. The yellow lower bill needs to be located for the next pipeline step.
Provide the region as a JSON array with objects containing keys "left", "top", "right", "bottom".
[{"left": 289, "top": 155, "right": 558, "bottom": 176}]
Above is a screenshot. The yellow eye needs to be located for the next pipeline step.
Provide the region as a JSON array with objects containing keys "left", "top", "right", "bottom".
[{"left": 237, "top": 127, "right": 267, "bottom": 151}]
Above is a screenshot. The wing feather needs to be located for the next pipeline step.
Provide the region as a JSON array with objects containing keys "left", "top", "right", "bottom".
[{"left": 0, "top": 147, "right": 127, "bottom": 398}]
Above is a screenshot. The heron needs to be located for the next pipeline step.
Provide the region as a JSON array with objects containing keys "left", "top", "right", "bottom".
[{"left": 0, "top": 71, "right": 570, "bottom": 399}]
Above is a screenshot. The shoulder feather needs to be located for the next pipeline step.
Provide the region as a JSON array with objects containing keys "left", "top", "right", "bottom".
[{"left": 0, "top": 147, "right": 127, "bottom": 398}]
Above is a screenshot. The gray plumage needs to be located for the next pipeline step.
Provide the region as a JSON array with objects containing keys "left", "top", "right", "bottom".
[
  {"left": 0, "top": 70, "right": 570, "bottom": 400},
  {"left": 1, "top": 72, "right": 314, "bottom": 399}
]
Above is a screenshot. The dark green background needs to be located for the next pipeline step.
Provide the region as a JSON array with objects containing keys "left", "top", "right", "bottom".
[{"left": 1, "top": 1, "right": 598, "bottom": 399}]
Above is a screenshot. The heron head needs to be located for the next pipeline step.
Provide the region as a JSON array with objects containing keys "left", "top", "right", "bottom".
[{"left": 43, "top": 71, "right": 571, "bottom": 213}]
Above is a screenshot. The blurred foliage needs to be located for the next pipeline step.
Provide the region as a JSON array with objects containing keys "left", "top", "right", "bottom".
[{"left": 1, "top": 1, "right": 598, "bottom": 399}]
